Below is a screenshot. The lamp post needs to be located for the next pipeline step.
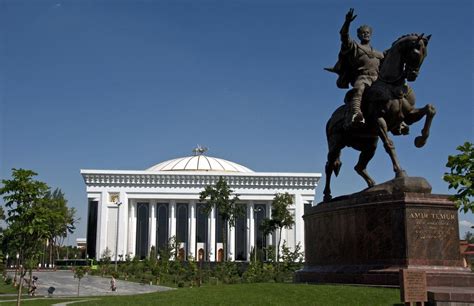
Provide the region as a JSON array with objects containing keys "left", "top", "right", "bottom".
[
  {"left": 253, "top": 207, "right": 262, "bottom": 262},
  {"left": 4, "top": 254, "right": 8, "bottom": 279},
  {"left": 114, "top": 201, "right": 122, "bottom": 272}
]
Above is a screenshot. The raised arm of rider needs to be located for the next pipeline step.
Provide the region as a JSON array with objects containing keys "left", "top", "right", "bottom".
[{"left": 340, "top": 8, "right": 356, "bottom": 46}]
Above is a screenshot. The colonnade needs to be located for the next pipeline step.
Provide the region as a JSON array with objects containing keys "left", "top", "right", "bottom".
[
  {"left": 110, "top": 199, "right": 275, "bottom": 261},
  {"left": 89, "top": 191, "right": 307, "bottom": 262}
]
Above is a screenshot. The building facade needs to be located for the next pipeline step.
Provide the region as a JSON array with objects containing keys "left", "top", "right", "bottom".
[{"left": 81, "top": 152, "right": 321, "bottom": 261}]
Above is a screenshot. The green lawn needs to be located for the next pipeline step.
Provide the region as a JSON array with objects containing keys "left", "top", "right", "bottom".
[
  {"left": 0, "top": 283, "right": 402, "bottom": 306},
  {"left": 0, "top": 281, "right": 18, "bottom": 294}
]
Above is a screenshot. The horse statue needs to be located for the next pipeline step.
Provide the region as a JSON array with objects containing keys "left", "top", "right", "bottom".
[{"left": 323, "top": 33, "right": 435, "bottom": 202}]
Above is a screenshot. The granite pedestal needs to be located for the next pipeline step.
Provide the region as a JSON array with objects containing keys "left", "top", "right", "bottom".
[{"left": 296, "top": 177, "right": 474, "bottom": 294}]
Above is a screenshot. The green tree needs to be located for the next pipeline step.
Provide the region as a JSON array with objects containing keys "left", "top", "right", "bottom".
[
  {"left": 42, "top": 188, "right": 77, "bottom": 265},
  {"left": 199, "top": 177, "right": 243, "bottom": 261},
  {"left": 0, "top": 206, "right": 5, "bottom": 271},
  {"left": 148, "top": 246, "right": 158, "bottom": 267},
  {"left": 443, "top": 142, "right": 474, "bottom": 213},
  {"left": 156, "top": 236, "right": 177, "bottom": 284},
  {"left": 260, "top": 193, "right": 294, "bottom": 263},
  {"left": 0, "top": 169, "right": 50, "bottom": 306},
  {"left": 74, "top": 267, "right": 86, "bottom": 296}
]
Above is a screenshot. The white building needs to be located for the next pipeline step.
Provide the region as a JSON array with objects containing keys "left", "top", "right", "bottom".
[{"left": 81, "top": 150, "right": 321, "bottom": 261}]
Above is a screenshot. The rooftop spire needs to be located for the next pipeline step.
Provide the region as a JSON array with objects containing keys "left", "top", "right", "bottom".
[{"left": 192, "top": 145, "right": 208, "bottom": 156}]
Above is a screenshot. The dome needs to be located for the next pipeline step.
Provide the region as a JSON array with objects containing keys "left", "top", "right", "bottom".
[{"left": 146, "top": 155, "right": 254, "bottom": 173}]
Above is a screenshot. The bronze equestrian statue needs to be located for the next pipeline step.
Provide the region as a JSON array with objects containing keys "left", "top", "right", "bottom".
[{"left": 323, "top": 9, "right": 435, "bottom": 202}]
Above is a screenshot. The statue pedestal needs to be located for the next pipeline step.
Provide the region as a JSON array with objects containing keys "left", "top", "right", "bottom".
[{"left": 296, "top": 184, "right": 473, "bottom": 289}]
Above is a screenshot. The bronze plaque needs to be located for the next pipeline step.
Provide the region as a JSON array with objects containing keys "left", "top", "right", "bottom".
[{"left": 399, "top": 269, "right": 427, "bottom": 302}]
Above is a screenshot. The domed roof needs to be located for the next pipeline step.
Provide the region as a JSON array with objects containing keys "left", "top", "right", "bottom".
[{"left": 146, "top": 150, "right": 254, "bottom": 173}]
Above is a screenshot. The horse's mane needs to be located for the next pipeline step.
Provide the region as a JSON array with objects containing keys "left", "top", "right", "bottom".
[{"left": 391, "top": 33, "right": 420, "bottom": 46}]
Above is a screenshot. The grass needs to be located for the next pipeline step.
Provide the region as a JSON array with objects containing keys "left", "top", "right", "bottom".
[
  {"left": 0, "top": 283, "right": 401, "bottom": 306},
  {"left": 0, "top": 279, "right": 19, "bottom": 294}
]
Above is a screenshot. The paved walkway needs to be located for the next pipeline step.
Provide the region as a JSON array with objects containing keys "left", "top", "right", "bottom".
[{"left": 6, "top": 270, "right": 173, "bottom": 297}]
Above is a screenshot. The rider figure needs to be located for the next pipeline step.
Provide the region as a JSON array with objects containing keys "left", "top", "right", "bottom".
[{"left": 326, "top": 8, "right": 384, "bottom": 128}]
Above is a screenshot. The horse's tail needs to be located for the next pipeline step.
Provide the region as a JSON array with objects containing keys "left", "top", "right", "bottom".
[{"left": 326, "top": 105, "right": 346, "bottom": 177}]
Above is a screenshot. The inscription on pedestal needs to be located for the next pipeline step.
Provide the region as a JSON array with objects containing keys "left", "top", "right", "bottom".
[
  {"left": 399, "top": 269, "right": 427, "bottom": 303},
  {"left": 408, "top": 210, "right": 456, "bottom": 240}
]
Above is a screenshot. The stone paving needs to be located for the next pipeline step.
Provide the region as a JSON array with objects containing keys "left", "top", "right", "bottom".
[{"left": 7, "top": 270, "right": 173, "bottom": 297}]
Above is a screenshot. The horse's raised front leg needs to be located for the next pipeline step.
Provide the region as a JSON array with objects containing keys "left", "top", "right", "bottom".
[
  {"left": 404, "top": 104, "right": 436, "bottom": 148},
  {"left": 376, "top": 117, "right": 406, "bottom": 177}
]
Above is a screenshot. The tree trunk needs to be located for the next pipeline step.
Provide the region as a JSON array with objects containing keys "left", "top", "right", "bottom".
[
  {"left": 16, "top": 267, "right": 24, "bottom": 306},
  {"left": 277, "top": 228, "right": 282, "bottom": 263},
  {"left": 55, "top": 239, "right": 60, "bottom": 260},
  {"left": 28, "top": 269, "right": 33, "bottom": 294},
  {"left": 49, "top": 242, "right": 53, "bottom": 268},
  {"left": 77, "top": 279, "right": 80, "bottom": 296}
]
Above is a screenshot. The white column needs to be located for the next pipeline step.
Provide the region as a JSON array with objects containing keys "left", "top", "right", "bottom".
[
  {"left": 169, "top": 200, "right": 177, "bottom": 240},
  {"left": 228, "top": 221, "right": 235, "bottom": 261},
  {"left": 266, "top": 200, "right": 275, "bottom": 261},
  {"left": 150, "top": 201, "right": 157, "bottom": 251},
  {"left": 294, "top": 193, "right": 304, "bottom": 254},
  {"left": 118, "top": 191, "right": 129, "bottom": 260},
  {"left": 97, "top": 192, "right": 109, "bottom": 259},
  {"left": 209, "top": 207, "right": 216, "bottom": 262},
  {"left": 189, "top": 200, "right": 196, "bottom": 259},
  {"left": 128, "top": 201, "right": 137, "bottom": 258},
  {"left": 248, "top": 201, "right": 254, "bottom": 260}
]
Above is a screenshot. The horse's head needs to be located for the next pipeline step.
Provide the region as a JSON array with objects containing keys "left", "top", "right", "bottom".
[
  {"left": 401, "top": 34, "right": 431, "bottom": 81},
  {"left": 380, "top": 33, "right": 431, "bottom": 84}
]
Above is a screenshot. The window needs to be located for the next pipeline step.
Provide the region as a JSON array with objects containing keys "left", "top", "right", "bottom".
[
  {"left": 176, "top": 204, "right": 188, "bottom": 243},
  {"left": 136, "top": 203, "right": 149, "bottom": 259},
  {"left": 156, "top": 203, "right": 169, "bottom": 251}
]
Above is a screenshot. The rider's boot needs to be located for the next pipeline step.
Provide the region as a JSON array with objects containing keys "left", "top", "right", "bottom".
[
  {"left": 351, "top": 111, "right": 365, "bottom": 124},
  {"left": 345, "top": 97, "right": 365, "bottom": 128}
]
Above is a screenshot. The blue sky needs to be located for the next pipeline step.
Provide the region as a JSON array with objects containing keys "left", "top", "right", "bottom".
[{"left": 1, "top": 0, "right": 472, "bottom": 243}]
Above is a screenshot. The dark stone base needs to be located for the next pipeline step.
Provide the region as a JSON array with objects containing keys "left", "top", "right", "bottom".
[
  {"left": 428, "top": 287, "right": 474, "bottom": 305},
  {"left": 296, "top": 182, "right": 474, "bottom": 291},
  {"left": 295, "top": 269, "right": 474, "bottom": 288}
]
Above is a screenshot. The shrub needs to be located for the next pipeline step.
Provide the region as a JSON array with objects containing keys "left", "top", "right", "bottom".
[
  {"left": 4, "top": 276, "right": 12, "bottom": 285},
  {"left": 242, "top": 261, "right": 263, "bottom": 283},
  {"left": 276, "top": 241, "right": 304, "bottom": 282},
  {"left": 185, "top": 256, "right": 199, "bottom": 286},
  {"left": 166, "top": 260, "right": 184, "bottom": 285},
  {"left": 140, "top": 273, "right": 154, "bottom": 285},
  {"left": 99, "top": 247, "right": 112, "bottom": 276},
  {"left": 214, "top": 261, "right": 241, "bottom": 284}
]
